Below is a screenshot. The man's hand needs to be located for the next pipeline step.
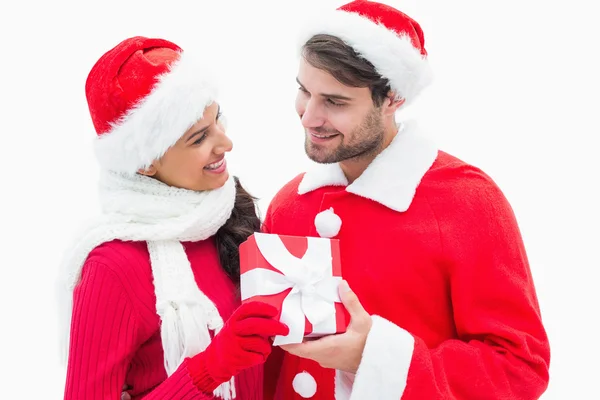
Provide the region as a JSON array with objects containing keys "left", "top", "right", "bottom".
[{"left": 280, "top": 280, "right": 372, "bottom": 373}]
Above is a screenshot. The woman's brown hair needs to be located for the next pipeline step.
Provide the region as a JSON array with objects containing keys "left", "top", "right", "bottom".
[{"left": 215, "top": 176, "right": 261, "bottom": 284}]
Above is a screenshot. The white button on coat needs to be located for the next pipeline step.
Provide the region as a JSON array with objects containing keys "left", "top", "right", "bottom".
[
  {"left": 314, "top": 207, "right": 342, "bottom": 238},
  {"left": 292, "top": 371, "right": 318, "bottom": 398}
]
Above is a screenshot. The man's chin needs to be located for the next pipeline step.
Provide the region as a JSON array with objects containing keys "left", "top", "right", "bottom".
[{"left": 305, "top": 144, "right": 338, "bottom": 164}]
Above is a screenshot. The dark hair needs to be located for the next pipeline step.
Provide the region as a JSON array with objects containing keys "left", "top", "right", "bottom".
[
  {"left": 215, "top": 176, "right": 261, "bottom": 284},
  {"left": 302, "top": 34, "right": 391, "bottom": 106}
]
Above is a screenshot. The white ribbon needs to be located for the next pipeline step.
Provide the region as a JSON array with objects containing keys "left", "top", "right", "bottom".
[{"left": 240, "top": 233, "right": 342, "bottom": 345}]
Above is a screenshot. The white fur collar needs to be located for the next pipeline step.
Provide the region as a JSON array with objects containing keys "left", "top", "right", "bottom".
[{"left": 298, "top": 122, "right": 438, "bottom": 212}]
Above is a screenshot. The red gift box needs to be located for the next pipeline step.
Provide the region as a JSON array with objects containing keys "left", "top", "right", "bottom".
[{"left": 240, "top": 233, "right": 349, "bottom": 345}]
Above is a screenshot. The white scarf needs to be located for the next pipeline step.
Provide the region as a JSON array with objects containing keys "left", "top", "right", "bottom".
[{"left": 58, "top": 170, "right": 238, "bottom": 399}]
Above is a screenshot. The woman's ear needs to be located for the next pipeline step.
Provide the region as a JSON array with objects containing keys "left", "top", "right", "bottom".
[{"left": 137, "top": 162, "right": 159, "bottom": 177}]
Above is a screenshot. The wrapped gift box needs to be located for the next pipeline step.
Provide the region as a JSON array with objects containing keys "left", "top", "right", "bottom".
[{"left": 240, "top": 232, "right": 348, "bottom": 345}]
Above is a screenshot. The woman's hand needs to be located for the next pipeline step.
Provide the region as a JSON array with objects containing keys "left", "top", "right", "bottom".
[{"left": 187, "top": 301, "right": 289, "bottom": 392}]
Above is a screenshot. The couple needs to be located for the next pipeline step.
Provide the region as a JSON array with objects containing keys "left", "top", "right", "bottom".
[{"left": 60, "top": 1, "right": 550, "bottom": 399}]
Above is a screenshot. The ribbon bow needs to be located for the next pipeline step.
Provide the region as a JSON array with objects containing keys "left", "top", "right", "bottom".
[{"left": 240, "top": 233, "right": 342, "bottom": 345}]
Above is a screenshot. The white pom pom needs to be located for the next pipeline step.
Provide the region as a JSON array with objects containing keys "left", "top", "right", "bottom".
[
  {"left": 292, "top": 371, "right": 318, "bottom": 398},
  {"left": 314, "top": 207, "right": 342, "bottom": 238}
]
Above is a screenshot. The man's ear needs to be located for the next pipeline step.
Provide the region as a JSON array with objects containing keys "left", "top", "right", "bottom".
[
  {"left": 382, "top": 92, "right": 405, "bottom": 116},
  {"left": 137, "top": 161, "right": 159, "bottom": 176}
]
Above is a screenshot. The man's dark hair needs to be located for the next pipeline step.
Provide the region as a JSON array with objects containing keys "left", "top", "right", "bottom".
[{"left": 302, "top": 34, "right": 392, "bottom": 106}]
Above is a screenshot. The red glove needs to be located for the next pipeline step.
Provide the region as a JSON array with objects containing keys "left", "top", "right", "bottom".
[{"left": 187, "top": 301, "right": 289, "bottom": 393}]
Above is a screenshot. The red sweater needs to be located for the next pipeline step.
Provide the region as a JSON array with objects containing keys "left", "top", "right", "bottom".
[
  {"left": 64, "top": 238, "right": 262, "bottom": 400},
  {"left": 263, "top": 151, "right": 550, "bottom": 399}
]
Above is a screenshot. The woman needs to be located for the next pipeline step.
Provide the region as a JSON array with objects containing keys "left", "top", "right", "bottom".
[{"left": 59, "top": 36, "right": 288, "bottom": 399}]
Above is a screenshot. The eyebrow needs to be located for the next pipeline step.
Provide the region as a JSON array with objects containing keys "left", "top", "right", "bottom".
[
  {"left": 296, "top": 77, "right": 353, "bottom": 101},
  {"left": 186, "top": 105, "right": 221, "bottom": 143}
]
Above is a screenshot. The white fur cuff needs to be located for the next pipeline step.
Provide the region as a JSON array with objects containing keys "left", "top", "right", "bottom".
[{"left": 350, "top": 315, "right": 415, "bottom": 399}]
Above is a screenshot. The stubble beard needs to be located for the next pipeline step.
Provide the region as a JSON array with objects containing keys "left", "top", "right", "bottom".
[{"left": 304, "top": 107, "right": 384, "bottom": 164}]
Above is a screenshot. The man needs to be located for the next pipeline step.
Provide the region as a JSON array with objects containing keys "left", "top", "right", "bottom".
[{"left": 262, "top": 1, "right": 550, "bottom": 399}]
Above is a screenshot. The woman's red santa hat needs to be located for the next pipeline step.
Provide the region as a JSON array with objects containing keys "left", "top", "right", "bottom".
[
  {"left": 298, "top": 0, "right": 432, "bottom": 105},
  {"left": 86, "top": 36, "right": 217, "bottom": 174}
]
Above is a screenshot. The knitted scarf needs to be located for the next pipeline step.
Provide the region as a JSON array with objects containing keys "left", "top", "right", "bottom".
[{"left": 58, "top": 170, "right": 237, "bottom": 399}]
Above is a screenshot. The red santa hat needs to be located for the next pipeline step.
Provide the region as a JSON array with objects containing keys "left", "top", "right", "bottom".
[
  {"left": 86, "top": 36, "right": 217, "bottom": 174},
  {"left": 298, "top": 0, "right": 432, "bottom": 104}
]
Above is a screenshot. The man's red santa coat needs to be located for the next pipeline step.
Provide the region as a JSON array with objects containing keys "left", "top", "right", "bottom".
[{"left": 262, "top": 122, "right": 550, "bottom": 399}]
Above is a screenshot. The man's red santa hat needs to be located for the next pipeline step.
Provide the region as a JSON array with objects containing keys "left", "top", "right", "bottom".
[{"left": 298, "top": 0, "right": 432, "bottom": 105}]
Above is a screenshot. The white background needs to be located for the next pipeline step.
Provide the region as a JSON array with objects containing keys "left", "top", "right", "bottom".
[{"left": 1, "top": 0, "right": 598, "bottom": 398}]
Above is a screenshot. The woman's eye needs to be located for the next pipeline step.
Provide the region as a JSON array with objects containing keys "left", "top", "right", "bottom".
[{"left": 193, "top": 133, "right": 207, "bottom": 145}]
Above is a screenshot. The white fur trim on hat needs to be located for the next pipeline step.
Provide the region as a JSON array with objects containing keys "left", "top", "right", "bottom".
[
  {"left": 94, "top": 52, "right": 218, "bottom": 174},
  {"left": 293, "top": 371, "right": 318, "bottom": 398},
  {"left": 298, "top": 10, "right": 432, "bottom": 104}
]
